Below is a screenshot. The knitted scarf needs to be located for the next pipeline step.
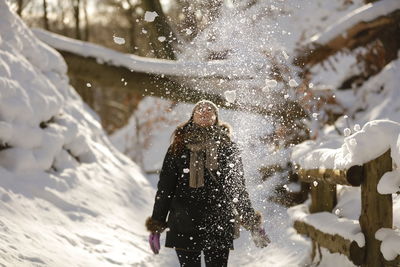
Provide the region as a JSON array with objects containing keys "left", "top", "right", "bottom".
[{"left": 184, "top": 124, "right": 229, "bottom": 188}]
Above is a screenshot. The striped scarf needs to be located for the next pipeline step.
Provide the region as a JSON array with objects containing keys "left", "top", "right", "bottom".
[{"left": 184, "top": 124, "right": 228, "bottom": 188}]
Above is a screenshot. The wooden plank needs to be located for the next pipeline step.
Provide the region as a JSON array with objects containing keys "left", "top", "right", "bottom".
[
  {"left": 294, "top": 220, "right": 365, "bottom": 265},
  {"left": 359, "top": 149, "right": 393, "bottom": 267},
  {"left": 297, "top": 165, "right": 363, "bottom": 186}
]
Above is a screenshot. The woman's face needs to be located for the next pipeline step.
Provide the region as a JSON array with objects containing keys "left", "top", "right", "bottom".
[{"left": 193, "top": 104, "right": 217, "bottom": 127}]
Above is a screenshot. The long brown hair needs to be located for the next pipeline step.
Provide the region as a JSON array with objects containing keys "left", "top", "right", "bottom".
[{"left": 170, "top": 101, "right": 232, "bottom": 154}]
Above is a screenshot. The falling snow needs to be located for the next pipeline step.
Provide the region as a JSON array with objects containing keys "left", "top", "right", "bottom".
[
  {"left": 144, "top": 11, "right": 158, "bottom": 22},
  {"left": 224, "top": 90, "right": 237, "bottom": 103},
  {"left": 288, "top": 79, "right": 298, "bottom": 87},
  {"left": 343, "top": 128, "right": 351, "bottom": 137},
  {"left": 265, "top": 79, "right": 278, "bottom": 88},
  {"left": 113, "top": 35, "right": 125, "bottom": 45}
]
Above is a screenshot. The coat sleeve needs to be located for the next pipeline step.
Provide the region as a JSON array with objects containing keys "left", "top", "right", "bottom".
[
  {"left": 145, "top": 145, "right": 178, "bottom": 233},
  {"left": 226, "top": 142, "right": 262, "bottom": 231}
]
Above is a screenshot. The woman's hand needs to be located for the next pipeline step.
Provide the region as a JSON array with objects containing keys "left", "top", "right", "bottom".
[
  {"left": 149, "top": 233, "right": 161, "bottom": 254},
  {"left": 251, "top": 227, "right": 271, "bottom": 248}
]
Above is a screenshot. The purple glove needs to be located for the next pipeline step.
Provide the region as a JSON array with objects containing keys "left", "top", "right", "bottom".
[
  {"left": 149, "top": 233, "right": 160, "bottom": 254},
  {"left": 251, "top": 227, "right": 271, "bottom": 248}
]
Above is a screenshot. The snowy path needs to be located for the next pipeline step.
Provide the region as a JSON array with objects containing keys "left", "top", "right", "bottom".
[{"left": 140, "top": 239, "right": 308, "bottom": 267}]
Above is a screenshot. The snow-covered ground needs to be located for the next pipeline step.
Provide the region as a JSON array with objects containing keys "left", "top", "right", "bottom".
[
  {"left": 4, "top": 0, "right": 400, "bottom": 265},
  {"left": 0, "top": 2, "right": 157, "bottom": 266}
]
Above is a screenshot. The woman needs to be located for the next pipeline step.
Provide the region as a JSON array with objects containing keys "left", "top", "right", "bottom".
[{"left": 145, "top": 100, "right": 269, "bottom": 267}]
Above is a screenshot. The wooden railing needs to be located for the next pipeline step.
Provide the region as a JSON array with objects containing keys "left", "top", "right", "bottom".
[{"left": 294, "top": 149, "right": 400, "bottom": 266}]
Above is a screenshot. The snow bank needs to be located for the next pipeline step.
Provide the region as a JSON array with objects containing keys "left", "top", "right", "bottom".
[
  {"left": 32, "top": 28, "right": 264, "bottom": 79},
  {"left": 351, "top": 57, "right": 400, "bottom": 124},
  {"left": 0, "top": 2, "right": 155, "bottom": 266},
  {"left": 292, "top": 120, "right": 400, "bottom": 170},
  {"left": 288, "top": 204, "right": 365, "bottom": 247},
  {"left": 310, "top": 0, "right": 400, "bottom": 45}
]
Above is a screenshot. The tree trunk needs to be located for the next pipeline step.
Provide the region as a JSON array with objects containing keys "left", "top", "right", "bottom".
[
  {"left": 58, "top": 0, "right": 67, "bottom": 35},
  {"left": 83, "top": 0, "right": 89, "bottom": 41},
  {"left": 124, "top": 2, "right": 138, "bottom": 55},
  {"left": 73, "top": 0, "right": 81, "bottom": 40},
  {"left": 43, "top": 0, "right": 49, "bottom": 30},
  {"left": 17, "top": 0, "right": 23, "bottom": 17},
  {"left": 175, "top": 0, "right": 198, "bottom": 41},
  {"left": 141, "top": 0, "right": 176, "bottom": 59}
]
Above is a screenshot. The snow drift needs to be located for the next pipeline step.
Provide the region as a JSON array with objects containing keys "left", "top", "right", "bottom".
[{"left": 0, "top": 2, "right": 155, "bottom": 266}]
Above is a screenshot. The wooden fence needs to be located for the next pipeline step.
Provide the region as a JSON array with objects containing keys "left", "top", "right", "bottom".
[{"left": 294, "top": 149, "right": 400, "bottom": 266}]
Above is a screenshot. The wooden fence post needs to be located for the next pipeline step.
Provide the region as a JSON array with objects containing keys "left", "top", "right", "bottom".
[
  {"left": 310, "top": 181, "right": 337, "bottom": 213},
  {"left": 309, "top": 181, "right": 337, "bottom": 261},
  {"left": 359, "top": 149, "right": 392, "bottom": 267}
]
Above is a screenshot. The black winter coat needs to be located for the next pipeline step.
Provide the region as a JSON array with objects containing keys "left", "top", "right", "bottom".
[{"left": 150, "top": 139, "right": 258, "bottom": 250}]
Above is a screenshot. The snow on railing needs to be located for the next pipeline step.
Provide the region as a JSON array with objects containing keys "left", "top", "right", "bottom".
[{"left": 289, "top": 120, "right": 400, "bottom": 266}]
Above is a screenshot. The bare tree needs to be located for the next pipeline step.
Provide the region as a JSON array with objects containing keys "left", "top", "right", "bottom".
[
  {"left": 43, "top": 0, "right": 49, "bottom": 30},
  {"left": 17, "top": 0, "right": 24, "bottom": 17},
  {"left": 141, "top": 0, "right": 177, "bottom": 59},
  {"left": 98, "top": 0, "right": 175, "bottom": 58},
  {"left": 83, "top": 0, "right": 89, "bottom": 41},
  {"left": 161, "top": 0, "right": 224, "bottom": 48},
  {"left": 174, "top": 0, "right": 199, "bottom": 39},
  {"left": 123, "top": 0, "right": 140, "bottom": 54},
  {"left": 72, "top": 0, "right": 81, "bottom": 39}
]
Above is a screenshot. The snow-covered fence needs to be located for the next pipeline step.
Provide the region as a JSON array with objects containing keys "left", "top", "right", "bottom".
[{"left": 293, "top": 148, "right": 399, "bottom": 266}]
